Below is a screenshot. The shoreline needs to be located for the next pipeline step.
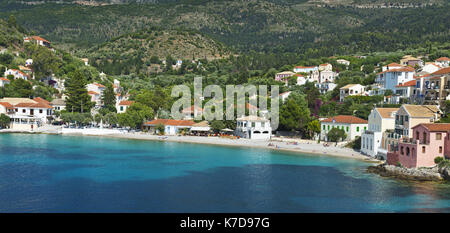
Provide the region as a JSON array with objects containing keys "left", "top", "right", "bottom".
[{"left": 1, "top": 128, "right": 380, "bottom": 163}]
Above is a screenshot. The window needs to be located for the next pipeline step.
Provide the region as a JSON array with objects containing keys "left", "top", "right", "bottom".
[
  {"left": 261, "top": 122, "right": 265, "bottom": 128},
  {"left": 356, "top": 127, "right": 360, "bottom": 132},
  {"left": 400, "top": 146, "right": 404, "bottom": 155},
  {"left": 422, "top": 146, "right": 426, "bottom": 153},
  {"left": 327, "top": 125, "right": 330, "bottom": 130},
  {"left": 364, "top": 127, "right": 367, "bottom": 131},
  {"left": 423, "top": 132, "right": 427, "bottom": 143},
  {"left": 120, "top": 106, "right": 124, "bottom": 111},
  {"left": 22, "top": 109, "right": 25, "bottom": 113},
  {"left": 346, "top": 127, "right": 349, "bottom": 132},
  {"left": 39, "top": 109, "right": 43, "bottom": 114},
  {"left": 416, "top": 131, "right": 419, "bottom": 140},
  {"left": 406, "top": 147, "right": 410, "bottom": 156},
  {"left": 436, "top": 133, "right": 442, "bottom": 140},
  {"left": 439, "top": 146, "right": 443, "bottom": 153},
  {"left": 405, "top": 116, "right": 408, "bottom": 122},
  {"left": 323, "top": 125, "right": 326, "bottom": 130}
]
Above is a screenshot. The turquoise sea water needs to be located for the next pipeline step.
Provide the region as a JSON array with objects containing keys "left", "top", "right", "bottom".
[{"left": 0, "top": 133, "right": 449, "bottom": 213}]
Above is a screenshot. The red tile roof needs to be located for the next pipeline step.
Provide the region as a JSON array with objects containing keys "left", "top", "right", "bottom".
[
  {"left": 88, "top": 91, "right": 99, "bottom": 95},
  {"left": 0, "top": 77, "right": 9, "bottom": 82},
  {"left": 14, "top": 102, "right": 53, "bottom": 109},
  {"left": 431, "top": 67, "right": 450, "bottom": 75},
  {"left": 436, "top": 57, "right": 450, "bottom": 62},
  {"left": 118, "top": 100, "right": 134, "bottom": 106},
  {"left": 33, "top": 97, "right": 51, "bottom": 105},
  {"left": 0, "top": 102, "right": 15, "bottom": 109},
  {"left": 31, "top": 36, "right": 50, "bottom": 43},
  {"left": 415, "top": 123, "right": 450, "bottom": 132},
  {"left": 321, "top": 115, "right": 368, "bottom": 124},
  {"left": 144, "top": 119, "right": 196, "bottom": 126},
  {"left": 396, "top": 80, "right": 416, "bottom": 87},
  {"left": 93, "top": 83, "right": 105, "bottom": 88}
]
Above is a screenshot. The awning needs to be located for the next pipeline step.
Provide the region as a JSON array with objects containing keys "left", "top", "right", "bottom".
[
  {"left": 190, "top": 126, "right": 210, "bottom": 131},
  {"left": 221, "top": 128, "right": 234, "bottom": 132}
]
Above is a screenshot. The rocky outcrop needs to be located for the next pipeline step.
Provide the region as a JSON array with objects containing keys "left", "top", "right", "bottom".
[
  {"left": 367, "top": 164, "right": 444, "bottom": 182},
  {"left": 438, "top": 165, "right": 450, "bottom": 180}
]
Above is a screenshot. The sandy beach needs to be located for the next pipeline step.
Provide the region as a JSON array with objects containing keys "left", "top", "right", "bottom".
[{"left": 1, "top": 126, "right": 381, "bottom": 163}]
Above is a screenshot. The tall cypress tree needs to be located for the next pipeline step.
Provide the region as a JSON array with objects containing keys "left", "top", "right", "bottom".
[
  {"left": 102, "top": 83, "right": 116, "bottom": 113},
  {"left": 65, "top": 70, "right": 94, "bottom": 113}
]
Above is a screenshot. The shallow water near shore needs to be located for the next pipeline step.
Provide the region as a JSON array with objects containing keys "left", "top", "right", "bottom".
[{"left": 0, "top": 133, "right": 449, "bottom": 212}]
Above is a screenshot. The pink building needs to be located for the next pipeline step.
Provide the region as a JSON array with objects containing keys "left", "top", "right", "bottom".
[{"left": 387, "top": 123, "right": 450, "bottom": 168}]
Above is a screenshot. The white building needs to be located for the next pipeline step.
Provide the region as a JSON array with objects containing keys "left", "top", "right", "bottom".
[
  {"left": 435, "top": 57, "right": 450, "bottom": 67},
  {"left": 319, "top": 63, "right": 332, "bottom": 71},
  {"left": 320, "top": 115, "right": 368, "bottom": 142},
  {"left": 293, "top": 66, "right": 318, "bottom": 74},
  {"left": 336, "top": 59, "right": 350, "bottom": 66},
  {"left": 360, "top": 108, "right": 398, "bottom": 158},
  {"left": 0, "top": 97, "right": 53, "bottom": 130},
  {"left": 4, "top": 69, "right": 29, "bottom": 80},
  {"left": 0, "top": 77, "right": 10, "bottom": 87},
  {"left": 376, "top": 65, "right": 415, "bottom": 91},
  {"left": 87, "top": 83, "right": 106, "bottom": 107},
  {"left": 142, "top": 119, "right": 195, "bottom": 135},
  {"left": 318, "top": 70, "right": 335, "bottom": 83},
  {"left": 339, "top": 84, "right": 365, "bottom": 102},
  {"left": 279, "top": 91, "right": 291, "bottom": 102},
  {"left": 50, "top": 98, "right": 66, "bottom": 111},
  {"left": 235, "top": 116, "right": 272, "bottom": 140},
  {"left": 25, "top": 59, "right": 33, "bottom": 66},
  {"left": 421, "top": 62, "right": 442, "bottom": 74},
  {"left": 117, "top": 100, "right": 133, "bottom": 113},
  {"left": 316, "top": 82, "right": 337, "bottom": 94},
  {"left": 393, "top": 80, "right": 416, "bottom": 104}
]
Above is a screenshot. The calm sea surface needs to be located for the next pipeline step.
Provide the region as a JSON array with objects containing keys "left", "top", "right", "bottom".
[{"left": 0, "top": 133, "right": 449, "bottom": 213}]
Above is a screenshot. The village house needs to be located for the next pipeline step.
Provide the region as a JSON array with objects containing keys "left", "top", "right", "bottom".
[
  {"left": 318, "top": 63, "right": 332, "bottom": 71},
  {"left": 274, "top": 71, "right": 295, "bottom": 84},
  {"left": 4, "top": 69, "right": 29, "bottom": 80},
  {"left": 0, "top": 97, "right": 54, "bottom": 130},
  {"left": 0, "top": 77, "right": 10, "bottom": 87},
  {"left": 24, "top": 36, "right": 51, "bottom": 48},
  {"left": 50, "top": 98, "right": 66, "bottom": 111},
  {"left": 435, "top": 57, "right": 450, "bottom": 67},
  {"left": 117, "top": 100, "right": 134, "bottom": 113},
  {"left": 181, "top": 105, "right": 204, "bottom": 120},
  {"left": 318, "top": 70, "right": 335, "bottom": 83},
  {"left": 315, "top": 82, "right": 337, "bottom": 94},
  {"left": 279, "top": 91, "right": 291, "bottom": 103},
  {"left": 293, "top": 66, "right": 318, "bottom": 74},
  {"left": 320, "top": 115, "right": 368, "bottom": 142},
  {"left": 87, "top": 83, "right": 106, "bottom": 107},
  {"left": 387, "top": 123, "right": 450, "bottom": 168},
  {"left": 143, "top": 119, "right": 195, "bottom": 135},
  {"left": 393, "top": 104, "right": 440, "bottom": 138},
  {"left": 235, "top": 115, "right": 272, "bottom": 140},
  {"left": 360, "top": 108, "right": 398, "bottom": 158},
  {"left": 400, "top": 55, "right": 423, "bottom": 67},
  {"left": 81, "top": 58, "right": 89, "bottom": 66},
  {"left": 336, "top": 59, "right": 350, "bottom": 66},
  {"left": 25, "top": 59, "right": 33, "bottom": 67},
  {"left": 376, "top": 65, "right": 415, "bottom": 91},
  {"left": 421, "top": 67, "right": 450, "bottom": 105},
  {"left": 339, "top": 84, "right": 365, "bottom": 102},
  {"left": 393, "top": 79, "right": 416, "bottom": 104},
  {"left": 421, "top": 62, "right": 442, "bottom": 74}
]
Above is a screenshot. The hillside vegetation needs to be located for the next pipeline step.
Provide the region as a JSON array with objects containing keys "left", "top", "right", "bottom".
[
  {"left": 83, "top": 28, "right": 231, "bottom": 75},
  {"left": 0, "top": 0, "right": 448, "bottom": 57}
]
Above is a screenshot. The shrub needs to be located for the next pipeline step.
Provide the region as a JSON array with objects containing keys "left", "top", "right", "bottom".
[{"left": 434, "top": 156, "right": 445, "bottom": 164}]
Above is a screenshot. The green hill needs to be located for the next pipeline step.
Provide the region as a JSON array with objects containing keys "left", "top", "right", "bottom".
[
  {"left": 1, "top": 0, "right": 449, "bottom": 56},
  {"left": 82, "top": 28, "right": 231, "bottom": 75}
]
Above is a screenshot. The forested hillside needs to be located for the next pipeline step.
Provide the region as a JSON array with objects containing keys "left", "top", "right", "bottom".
[
  {"left": 83, "top": 27, "right": 231, "bottom": 75},
  {"left": 1, "top": 0, "right": 448, "bottom": 57}
]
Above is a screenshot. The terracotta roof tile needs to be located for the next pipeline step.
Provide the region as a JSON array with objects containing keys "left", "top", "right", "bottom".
[
  {"left": 431, "top": 67, "right": 450, "bottom": 76},
  {"left": 415, "top": 123, "right": 450, "bottom": 132},
  {"left": 321, "top": 115, "right": 368, "bottom": 124},
  {"left": 118, "top": 100, "right": 134, "bottom": 106},
  {"left": 375, "top": 108, "right": 399, "bottom": 119}
]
